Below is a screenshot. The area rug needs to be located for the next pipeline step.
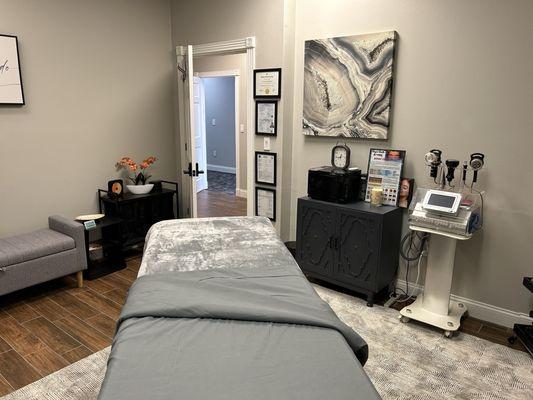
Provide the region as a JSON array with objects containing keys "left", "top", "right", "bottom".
[{"left": 3, "top": 285, "right": 532, "bottom": 399}]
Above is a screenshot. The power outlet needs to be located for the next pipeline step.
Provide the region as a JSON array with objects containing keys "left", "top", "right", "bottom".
[
  {"left": 213, "top": 150, "right": 217, "bottom": 157},
  {"left": 211, "top": 118, "right": 216, "bottom": 126}
]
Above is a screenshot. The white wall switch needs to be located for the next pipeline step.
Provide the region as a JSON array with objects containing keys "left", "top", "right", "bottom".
[
  {"left": 211, "top": 118, "right": 216, "bottom": 126},
  {"left": 263, "top": 137, "right": 271, "bottom": 151},
  {"left": 240, "top": 124, "right": 245, "bottom": 133}
]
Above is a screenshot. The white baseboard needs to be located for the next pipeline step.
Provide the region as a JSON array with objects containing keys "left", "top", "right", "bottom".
[
  {"left": 395, "top": 279, "right": 532, "bottom": 328},
  {"left": 207, "top": 164, "right": 236, "bottom": 174},
  {"left": 236, "top": 189, "right": 247, "bottom": 198}
]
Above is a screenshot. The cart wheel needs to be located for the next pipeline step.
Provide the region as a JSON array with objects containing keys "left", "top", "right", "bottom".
[
  {"left": 399, "top": 315, "right": 410, "bottom": 323},
  {"left": 444, "top": 330, "right": 454, "bottom": 338},
  {"left": 507, "top": 336, "right": 517, "bottom": 345}
]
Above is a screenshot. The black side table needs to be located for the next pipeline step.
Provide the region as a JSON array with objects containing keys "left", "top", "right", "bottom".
[
  {"left": 78, "top": 216, "right": 126, "bottom": 280},
  {"left": 98, "top": 181, "right": 178, "bottom": 251}
]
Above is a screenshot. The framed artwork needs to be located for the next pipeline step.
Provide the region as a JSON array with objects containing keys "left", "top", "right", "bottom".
[
  {"left": 254, "top": 68, "right": 281, "bottom": 99},
  {"left": 303, "top": 31, "right": 397, "bottom": 139},
  {"left": 365, "top": 148, "right": 405, "bottom": 206},
  {"left": 255, "top": 151, "right": 277, "bottom": 186},
  {"left": 398, "top": 178, "right": 415, "bottom": 208},
  {"left": 0, "top": 34, "right": 25, "bottom": 105},
  {"left": 255, "top": 187, "right": 276, "bottom": 221},
  {"left": 255, "top": 100, "right": 277, "bottom": 135}
]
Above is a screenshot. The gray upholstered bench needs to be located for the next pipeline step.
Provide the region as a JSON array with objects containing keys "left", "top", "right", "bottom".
[{"left": 0, "top": 215, "right": 87, "bottom": 296}]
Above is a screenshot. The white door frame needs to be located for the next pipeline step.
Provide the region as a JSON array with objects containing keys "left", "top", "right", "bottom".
[
  {"left": 196, "top": 69, "right": 242, "bottom": 197},
  {"left": 177, "top": 37, "right": 255, "bottom": 217}
]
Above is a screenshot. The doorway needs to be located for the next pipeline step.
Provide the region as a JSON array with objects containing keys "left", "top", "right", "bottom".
[
  {"left": 193, "top": 66, "right": 247, "bottom": 217},
  {"left": 176, "top": 38, "right": 255, "bottom": 219}
]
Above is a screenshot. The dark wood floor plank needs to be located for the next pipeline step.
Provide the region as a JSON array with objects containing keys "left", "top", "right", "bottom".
[
  {"left": 197, "top": 190, "right": 247, "bottom": 218},
  {"left": 4, "top": 302, "right": 40, "bottom": 324},
  {"left": 54, "top": 317, "right": 111, "bottom": 352},
  {"left": 103, "top": 288, "right": 128, "bottom": 307},
  {"left": 49, "top": 291, "right": 99, "bottom": 320},
  {"left": 24, "top": 346, "right": 69, "bottom": 377},
  {"left": 0, "top": 350, "right": 41, "bottom": 390},
  {"left": 86, "top": 314, "right": 116, "bottom": 338},
  {"left": 0, "top": 373, "right": 14, "bottom": 396},
  {"left": 0, "top": 336, "right": 12, "bottom": 354},
  {"left": 22, "top": 317, "right": 81, "bottom": 355},
  {"left": 0, "top": 316, "right": 46, "bottom": 356},
  {"left": 114, "top": 267, "right": 138, "bottom": 283},
  {"left": 26, "top": 297, "right": 71, "bottom": 322},
  {"left": 100, "top": 274, "right": 131, "bottom": 293},
  {"left": 61, "top": 345, "right": 93, "bottom": 364},
  {"left": 83, "top": 278, "right": 114, "bottom": 294},
  {"left": 74, "top": 290, "right": 122, "bottom": 319}
]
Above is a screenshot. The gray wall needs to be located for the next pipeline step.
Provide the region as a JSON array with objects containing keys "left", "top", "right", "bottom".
[
  {"left": 203, "top": 77, "right": 236, "bottom": 170},
  {"left": 287, "top": 0, "right": 533, "bottom": 315},
  {"left": 0, "top": 0, "right": 176, "bottom": 236}
]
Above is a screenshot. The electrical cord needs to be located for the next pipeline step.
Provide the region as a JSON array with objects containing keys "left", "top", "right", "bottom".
[
  {"left": 392, "top": 249, "right": 426, "bottom": 303},
  {"left": 390, "top": 231, "right": 429, "bottom": 302}
]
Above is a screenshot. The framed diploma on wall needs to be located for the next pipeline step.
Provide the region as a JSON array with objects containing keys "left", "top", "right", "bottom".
[
  {"left": 255, "top": 100, "right": 277, "bottom": 135},
  {"left": 255, "top": 187, "right": 276, "bottom": 221},
  {"left": 254, "top": 68, "right": 281, "bottom": 99},
  {"left": 255, "top": 151, "right": 277, "bottom": 186}
]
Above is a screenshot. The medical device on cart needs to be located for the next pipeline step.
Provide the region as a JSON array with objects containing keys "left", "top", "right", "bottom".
[{"left": 398, "top": 150, "right": 485, "bottom": 337}]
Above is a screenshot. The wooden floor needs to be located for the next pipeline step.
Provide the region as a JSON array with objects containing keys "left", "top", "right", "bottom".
[
  {"left": 0, "top": 255, "right": 142, "bottom": 396},
  {"left": 197, "top": 190, "right": 247, "bottom": 218},
  {"left": 0, "top": 254, "right": 526, "bottom": 396}
]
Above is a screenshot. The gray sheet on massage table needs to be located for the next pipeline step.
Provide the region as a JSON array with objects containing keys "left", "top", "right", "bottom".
[{"left": 98, "top": 217, "right": 380, "bottom": 400}]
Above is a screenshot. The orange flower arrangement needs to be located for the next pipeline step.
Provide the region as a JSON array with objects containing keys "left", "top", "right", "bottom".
[{"left": 116, "top": 156, "right": 157, "bottom": 185}]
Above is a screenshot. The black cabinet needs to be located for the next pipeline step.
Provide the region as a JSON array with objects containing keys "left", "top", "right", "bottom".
[
  {"left": 296, "top": 197, "right": 402, "bottom": 306},
  {"left": 99, "top": 188, "right": 178, "bottom": 250}
]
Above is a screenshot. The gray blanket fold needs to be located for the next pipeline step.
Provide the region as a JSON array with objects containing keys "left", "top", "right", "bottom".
[{"left": 118, "top": 266, "right": 369, "bottom": 365}]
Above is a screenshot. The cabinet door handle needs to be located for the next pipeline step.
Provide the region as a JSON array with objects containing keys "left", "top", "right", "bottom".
[{"left": 335, "top": 237, "right": 339, "bottom": 250}]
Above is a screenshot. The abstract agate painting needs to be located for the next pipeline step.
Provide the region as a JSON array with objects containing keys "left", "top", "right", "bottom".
[{"left": 303, "top": 31, "right": 397, "bottom": 139}]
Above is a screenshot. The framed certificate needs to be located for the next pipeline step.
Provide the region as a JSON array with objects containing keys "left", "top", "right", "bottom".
[
  {"left": 255, "top": 151, "right": 277, "bottom": 186},
  {"left": 255, "top": 100, "right": 277, "bottom": 135},
  {"left": 254, "top": 68, "right": 281, "bottom": 99},
  {"left": 255, "top": 187, "right": 276, "bottom": 221}
]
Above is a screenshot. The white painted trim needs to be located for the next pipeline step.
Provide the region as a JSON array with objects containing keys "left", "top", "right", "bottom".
[
  {"left": 245, "top": 46, "right": 255, "bottom": 217},
  {"left": 236, "top": 189, "right": 247, "bottom": 198},
  {"left": 196, "top": 69, "right": 240, "bottom": 78},
  {"left": 207, "top": 164, "right": 236, "bottom": 174},
  {"left": 395, "top": 279, "right": 533, "bottom": 328},
  {"left": 191, "top": 37, "right": 256, "bottom": 57}
]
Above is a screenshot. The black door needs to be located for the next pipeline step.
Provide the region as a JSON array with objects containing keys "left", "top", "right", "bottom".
[
  {"left": 296, "top": 201, "right": 336, "bottom": 276},
  {"left": 335, "top": 211, "right": 380, "bottom": 290}
]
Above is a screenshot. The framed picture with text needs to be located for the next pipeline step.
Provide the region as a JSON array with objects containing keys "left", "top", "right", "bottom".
[
  {"left": 254, "top": 68, "right": 281, "bottom": 99},
  {"left": 0, "top": 34, "right": 25, "bottom": 105},
  {"left": 255, "top": 187, "right": 276, "bottom": 221},
  {"left": 255, "top": 100, "right": 277, "bottom": 136},
  {"left": 255, "top": 151, "right": 277, "bottom": 186}
]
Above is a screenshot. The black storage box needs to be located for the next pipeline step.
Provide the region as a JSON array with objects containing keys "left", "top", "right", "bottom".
[{"left": 308, "top": 166, "right": 361, "bottom": 204}]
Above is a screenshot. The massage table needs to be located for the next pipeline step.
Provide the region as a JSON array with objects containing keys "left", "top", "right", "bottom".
[{"left": 97, "top": 217, "right": 380, "bottom": 399}]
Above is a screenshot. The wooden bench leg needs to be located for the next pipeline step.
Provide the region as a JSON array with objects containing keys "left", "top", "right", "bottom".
[{"left": 76, "top": 271, "right": 84, "bottom": 288}]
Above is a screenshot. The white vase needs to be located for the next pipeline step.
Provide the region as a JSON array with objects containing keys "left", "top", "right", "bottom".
[{"left": 126, "top": 184, "right": 154, "bottom": 195}]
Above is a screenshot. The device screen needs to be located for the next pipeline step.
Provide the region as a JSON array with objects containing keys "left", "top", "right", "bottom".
[{"left": 428, "top": 193, "right": 455, "bottom": 208}]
